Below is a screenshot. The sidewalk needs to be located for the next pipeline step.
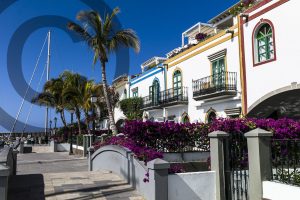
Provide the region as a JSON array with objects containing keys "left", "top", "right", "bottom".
[{"left": 8, "top": 152, "right": 143, "bottom": 200}]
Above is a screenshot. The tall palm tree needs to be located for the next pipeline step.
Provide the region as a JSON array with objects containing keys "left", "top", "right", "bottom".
[{"left": 68, "top": 7, "right": 140, "bottom": 135}]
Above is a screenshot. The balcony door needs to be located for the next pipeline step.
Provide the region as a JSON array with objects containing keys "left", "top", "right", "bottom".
[
  {"left": 212, "top": 58, "right": 225, "bottom": 88},
  {"left": 149, "top": 80, "right": 160, "bottom": 105},
  {"left": 173, "top": 70, "right": 182, "bottom": 99}
]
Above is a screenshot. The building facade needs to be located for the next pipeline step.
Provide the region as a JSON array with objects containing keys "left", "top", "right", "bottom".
[
  {"left": 112, "top": 0, "right": 299, "bottom": 125},
  {"left": 240, "top": 0, "right": 299, "bottom": 119}
]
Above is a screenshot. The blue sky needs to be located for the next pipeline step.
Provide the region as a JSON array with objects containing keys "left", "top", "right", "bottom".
[{"left": 0, "top": 0, "right": 238, "bottom": 132}]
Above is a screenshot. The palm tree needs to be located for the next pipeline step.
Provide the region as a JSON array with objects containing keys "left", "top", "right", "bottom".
[
  {"left": 81, "top": 81, "right": 103, "bottom": 130},
  {"left": 60, "top": 71, "right": 88, "bottom": 135},
  {"left": 32, "top": 78, "right": 68, "bottom": 128},
  {"left": 68, "top": 7, "right": 140, "bottom": 135}
]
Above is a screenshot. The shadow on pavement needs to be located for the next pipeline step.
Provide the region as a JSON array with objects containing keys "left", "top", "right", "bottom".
[
  {"left": 45, "top": 182, "right": 132, "bottom": 199},
  {"left": 8, "top": 174, "right": 45, "bottom": 200}
]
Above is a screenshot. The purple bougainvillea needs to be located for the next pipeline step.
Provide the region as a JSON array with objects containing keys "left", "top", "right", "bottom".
[
  {"left": 195, "top": 33, "right": 208, "bottom": 42},
  {"left": 93, "top": 118, "right": 300, "bottom": 165}
]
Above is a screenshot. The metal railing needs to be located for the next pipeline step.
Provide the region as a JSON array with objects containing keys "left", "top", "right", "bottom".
[
  {"left": 142, "top": 87, "right": 188, "bottom": 109},
  {"left": 271, "top": 139, "right": 300, "bottom": 186},
  {"left": 192, "top": 71, "right": 237, "bottom": 97}
]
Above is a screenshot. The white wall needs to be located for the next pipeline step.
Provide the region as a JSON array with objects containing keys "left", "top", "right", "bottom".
[
  {"left": 129, "top": 67, "right": 165, "bottom": 98},
  {"left": 263, "top": 181, "right": 300, "bottom": 200},
  {"left": 168, "top": 171, "right": 216, "bottom": 200},
  {"left": 114, "top": 82, "right": 128, "bottom": 122},
  {"left": 243, "top": 0, "right": 300, "bottom": 110}
]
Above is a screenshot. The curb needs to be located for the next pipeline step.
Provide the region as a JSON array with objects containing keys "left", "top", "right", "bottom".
[{"left": 18, "top": 158, "right": 86, "bottom": 165}]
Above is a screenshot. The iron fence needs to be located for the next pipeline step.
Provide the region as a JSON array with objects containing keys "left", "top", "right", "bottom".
[
  {"left": 271, "top": 139, "right": 300, "bottom": 186},
  {"left": 224, "top": 133, "right": 249, "bottom": 200},
  {"left": 192, "top": 71, "right": 237, "bottom": 97},
  {"left": 142, "top": 87, "right": 189, "bottom": 109}
]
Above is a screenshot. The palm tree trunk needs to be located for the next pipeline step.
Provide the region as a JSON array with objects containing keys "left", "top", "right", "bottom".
[
  {"left": 75, "top": 107, "right": 82, "bottom": 135},
  {"left": 101, "top": 61, "right": 118, "bottom": 135},
  {"left": 84, "top": 111, "right": 89, "bottom": 132},
  {"left": 60, "top": 111, "right": 67, "bottom": 128}
]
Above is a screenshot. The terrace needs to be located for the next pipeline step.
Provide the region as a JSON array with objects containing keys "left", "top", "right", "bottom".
[
  {"left": 192, "top": 71, "right": 237, "bottom": 101},
  {"left": 142, "top": 87, "right": 189, "bottom": 110}
]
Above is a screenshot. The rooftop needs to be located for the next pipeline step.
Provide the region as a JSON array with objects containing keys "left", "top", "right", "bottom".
[{"left": 141, "top": 57, "right": 167, "bottom": 72}]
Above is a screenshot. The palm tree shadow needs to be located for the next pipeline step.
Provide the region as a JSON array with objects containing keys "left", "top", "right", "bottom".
[
  {"left": 8, "top": 174, "right": 45, "bottom": 200},
  {"left": 45, "top": 182, "right": 134, "bottom": 200}
]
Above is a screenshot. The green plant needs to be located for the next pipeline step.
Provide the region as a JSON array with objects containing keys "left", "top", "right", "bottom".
[
  {"left": 119, "top": 97, "right": 143, "bottom": 120},
  {"left": 228, "top": 0, "right": 255, "bottom": 16},
  {"left": 68, "top": 7, "right": 140, "bottom": 135}
]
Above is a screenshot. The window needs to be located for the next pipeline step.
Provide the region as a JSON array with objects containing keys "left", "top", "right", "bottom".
[
  {"left": 207, "top": 111, "right": 216, "bottom": 123},
  {"left": 149, "top": 79, "right": 160, "bottom": 105},
  {"left": 173, "top": 70, "right": 182, "bottom": 96},
  {"left": 181, "top": 112, "right": 190, "bottom": 124},
  {"left": 212, "top": 58, "right": 225, "bottom": 86},
  {"left": 208, "top": 49, "right": 227, "bottom": 87},
  {"left": 206, "top": 108, "right": 217, "bottom": 123},
  {"left": 253, "top": 20, "right": 276, "bottom": 66},
  {"left": 132, "top": 88, "right": 138, "bottom": 97},
  {"left": 256, "top": 24, "right": 274, "bottom": 62}
]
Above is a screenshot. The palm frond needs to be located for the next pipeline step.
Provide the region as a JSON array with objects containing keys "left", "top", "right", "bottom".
[
  {"left": 108, "top": 29, "right": 140, "bottom": 53},
  {"left": 103, "top": 7, "right": 120, "bottom": 38},
  {"left": 68, "top": 22, "right": 93, "bottom": 47}
]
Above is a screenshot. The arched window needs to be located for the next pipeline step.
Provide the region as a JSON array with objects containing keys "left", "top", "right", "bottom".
[
  {"left": 173, "top": 70, "right": 182, "bottom": 97},
  {"left": 207, "top": 112, "right": 216, "bottom": 123},
  {"left": 181, "top": 112, "right": 190, "bottom": 124},
  {"left": 206, "top": 108, "right": 217, "bottom": 123},
  {"left": 149, "top": 79, "right": 160, "bottom": 105},
  {"left": 254, "top": 22, "right": 275, "bottom": 65}
]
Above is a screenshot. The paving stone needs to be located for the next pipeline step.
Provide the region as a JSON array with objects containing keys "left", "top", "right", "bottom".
[{"left": 8, "top": 152, "right": 143, "bottom": 200}]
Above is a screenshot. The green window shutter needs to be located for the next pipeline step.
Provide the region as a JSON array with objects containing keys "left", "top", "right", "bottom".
[{"left": 257, "top": 24, "right": 274, "bottom": 62}]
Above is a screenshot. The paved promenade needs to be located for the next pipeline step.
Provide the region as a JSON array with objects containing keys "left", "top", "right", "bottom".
[{"left": 8, "top": 152, "right": 143, "bottom": 200}]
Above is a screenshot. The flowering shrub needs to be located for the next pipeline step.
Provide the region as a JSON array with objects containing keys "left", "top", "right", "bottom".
[
  {"left": 210, "top": 118, "right": 300, "bottom": 139},
  {"left": 94, "top": 135, "right": 163, "bottom": 163},
  {"left": 195, "top": 33, "right": 208, "bottom": 42},
  {"left": 122, "top": 121, "right": 210, "bottom": 152},
  {"left": 93, "top": 118, "right": 300, "bottom": 170}
]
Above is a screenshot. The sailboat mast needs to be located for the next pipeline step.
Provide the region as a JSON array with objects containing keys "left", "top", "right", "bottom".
[{"left": 45, "top": 30, "right": 51, "bottom": 135}]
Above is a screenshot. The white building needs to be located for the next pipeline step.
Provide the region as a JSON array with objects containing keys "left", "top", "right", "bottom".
[
  {"left": 112, "top": 74, "right": 130, "bottom": 129},
  {"left": 128, "top": 57, "right": 167, "bottom": 121},
  {"left": 141, "top": 6, "right": 243, "bottom": 123},
  {"left": 113, "top": 0, "right": 300, "bottom": 124},
  {"left": 240, "top": 0, "right": 300, "bottom": 119}
]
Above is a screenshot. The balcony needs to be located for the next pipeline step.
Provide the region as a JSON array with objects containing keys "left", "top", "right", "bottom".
[
  {"left": 142, "top": 87, "right": 189, "bottom": 110},
  {"left": 192, "top": 71, "right": 237, "bottom": 101}
]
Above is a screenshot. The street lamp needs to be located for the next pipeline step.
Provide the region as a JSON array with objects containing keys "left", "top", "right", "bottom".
[
  {"left": 69, "top": 108, "right": 75, "bottom": 155},
  {"left": 91, "top": 96, "right": 98, "bottom": 142}
]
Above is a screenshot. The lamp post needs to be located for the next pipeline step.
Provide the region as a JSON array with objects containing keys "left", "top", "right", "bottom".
[
  {"left": 69, "top": 109, "right": 75, "bottom": 155},
  {"left": 91, "top": 96, "right": 97, "bottom": 142}
]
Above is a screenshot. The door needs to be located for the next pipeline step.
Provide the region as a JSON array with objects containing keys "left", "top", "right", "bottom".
[
  {"left": 150, "top": 80, "right": 160, "bottom": 105},
  {"left": 212, "top": 58, "right": 225, "bottom": 88},
  {"left": 173, "top": 70, "right": 182, "bottom": 100}
]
